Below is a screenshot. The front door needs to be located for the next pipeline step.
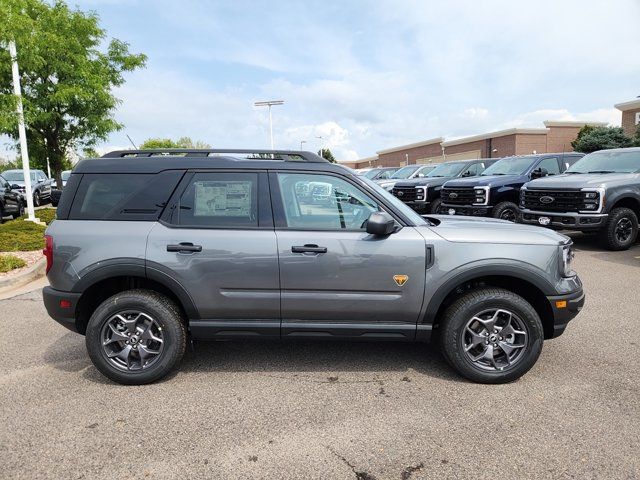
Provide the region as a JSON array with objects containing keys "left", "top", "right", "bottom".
[
  {"left": 146, "top": 171, "right": 280, "bottom": 338},
  {"left": 271, "top": 171, "right": 427, "bottom": 340}
]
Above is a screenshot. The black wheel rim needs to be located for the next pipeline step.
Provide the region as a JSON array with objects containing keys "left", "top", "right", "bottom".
[
  {"left": 614, "top": 217, "right": 634, "bottom": 243},
  {"left": 500, "top": 208, "right": 517, "bottom": 222}
]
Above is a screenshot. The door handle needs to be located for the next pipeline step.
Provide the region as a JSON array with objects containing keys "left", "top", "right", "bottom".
[
  {"left": 291, "top": 244, "right": 327, "bottom": 254},
  {"left": 167, "top": 242, "right": 202, "bottom": 253}
]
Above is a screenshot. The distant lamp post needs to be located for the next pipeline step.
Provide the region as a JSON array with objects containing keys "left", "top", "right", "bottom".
[
  {"left": 316, "top": 135, "right": 324, "bottom": 157},
  {"left": 300, "top": 140, "right": 307, "bottom": 151},
  {"left": 254, "top": 100, "right": 284, "bottom": 149}
]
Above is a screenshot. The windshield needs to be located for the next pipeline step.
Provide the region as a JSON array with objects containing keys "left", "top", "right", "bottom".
[
  {"left": 362, "top": 169, "right": 382, "bottom": 179},
  {"left": 426, "top": 162, "right": 466, "bottom": 178},
  {"left": 566, "top": 150, "right": 640, "bottom": 174},
  {"left": 2, "top": 171, "right": 25, "bottom": 181},
  {"left": 359, "top": 176, "right": 427, "bottom": 226},
  {"left": 481, "top": 157, "right": 534, "bottom": 176},
  {"left": 390, "top": 165, "right": 421, "bottom": 179}
]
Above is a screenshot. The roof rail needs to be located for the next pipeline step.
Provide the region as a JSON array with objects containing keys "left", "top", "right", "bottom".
[{"left": 101, "top": 148, "right": 328, "bottom": 163}]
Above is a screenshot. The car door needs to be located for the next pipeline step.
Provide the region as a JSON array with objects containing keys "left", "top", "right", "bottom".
[
  {"left": 0, "top": 175, "right": 19, "bottom": 214},
  {"left": 271, "top": 171, "right": 427, "bottom": 340},
  {"left": 146, "top": 170, "right": 281, "bottom": 338}
]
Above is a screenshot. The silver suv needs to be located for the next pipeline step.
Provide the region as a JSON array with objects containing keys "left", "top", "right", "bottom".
[{"left": 43, "top": 149, "right": 584, "bottom": 385}]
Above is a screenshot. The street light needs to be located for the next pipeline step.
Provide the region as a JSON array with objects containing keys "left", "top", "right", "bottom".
[
  {"left": 254, "top": 100, "right": 284, "bottom": 149},
  {"left": 300, "top": 140, "right": 307, "bottom": 150},
  {"left": 316, "top": 135, "right": 324, "bottom": 157}
]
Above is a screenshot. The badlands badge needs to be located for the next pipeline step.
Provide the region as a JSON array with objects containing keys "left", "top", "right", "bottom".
[{"left": 393, "top": 275, "right": 409, "bottom": 287}]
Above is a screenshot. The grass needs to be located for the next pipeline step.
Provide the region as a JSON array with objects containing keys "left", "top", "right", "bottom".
[
  {"left": 0, "top": 208, "right": 56, "bottom": 252},
  {"left": 0, "top": 254, "right": 27, "bottom": 273}
]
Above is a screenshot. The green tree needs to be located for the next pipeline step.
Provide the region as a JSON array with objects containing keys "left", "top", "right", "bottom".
[
  {"left": 139, "top": 137, "right": 211, "bottom": 149},
  {"left": 571, "top": 126, "right": 633, "bottom": 154},
  {"left": 633, "top": 124, "right": 640, "bottom": 147},
  {"left": 318, "top": 148, "right": 336, "bottom": 163},
  {"left": 0, "top": 0, "right": 146, "bottom": 188}
]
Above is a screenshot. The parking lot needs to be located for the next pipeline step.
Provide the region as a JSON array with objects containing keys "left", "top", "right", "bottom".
[{"left": 0, "top": 233, "right": 638, "bottom": 480}]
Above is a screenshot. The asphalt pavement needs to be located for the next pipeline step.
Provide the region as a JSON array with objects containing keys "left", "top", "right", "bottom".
[{"left": 0, "top": 233, "right": 638, "bottom": 479}]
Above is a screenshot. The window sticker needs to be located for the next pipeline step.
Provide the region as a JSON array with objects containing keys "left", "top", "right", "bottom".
[{"left": 194, "top": 181, "right": 252, "bottom": 217}]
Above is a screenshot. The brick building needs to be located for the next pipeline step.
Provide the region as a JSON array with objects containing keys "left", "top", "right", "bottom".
[{"left": 615, "top": 99, "right": 640, "bottom": 137}]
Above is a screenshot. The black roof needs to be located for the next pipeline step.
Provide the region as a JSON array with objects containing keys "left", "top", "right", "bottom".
[{"left": 73, "top": 149, "right": 348, "bottom": 174}]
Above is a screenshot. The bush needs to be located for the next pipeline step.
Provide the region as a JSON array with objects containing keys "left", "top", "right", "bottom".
[
  {"left": 0, "top": 219, "right": 46, "bottom": 252},
  {"left": 0, "top": 254, "right": 27, "bottom": 273},
  {"left": 22, "top": 207, "right": 57, "bottom": 225}
]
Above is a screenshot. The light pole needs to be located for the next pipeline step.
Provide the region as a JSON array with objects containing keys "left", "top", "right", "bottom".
[
  {"left": 8, "top": 40, "right": 37, "bottom": 222},
  {"left": 300, "top": 140, "right": 306, "bottom": 151},
  {"left": 254, "top": 100, "right": 284, "bottom": 149},
  {"left": 316, "top": 135, "right": 324, "bottom": 158}
]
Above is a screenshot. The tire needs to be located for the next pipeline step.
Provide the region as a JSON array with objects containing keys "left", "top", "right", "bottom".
[
  {"left": 85, "top": 289, "right": 187, "bottom": 385},
  {"left": 598, "top": 207, "right": 638, "bottom": 251},
  {"left": 429, "top": 197, "right": 443, "bottom": 214},
  {"left": 0, "top": 204, "right": 4, "bottom": 224},
  {"left": 11, "top": 202, "right": 25, "bottom": 219},
  {"left": 439, "top": 287, "right": 544, "bottom": 384},
  {"left": 492, "top": 201, "right": 520, "bottom": 222},
  {"left": 33, "top": 190, "right": 41, "bottom": 207}
]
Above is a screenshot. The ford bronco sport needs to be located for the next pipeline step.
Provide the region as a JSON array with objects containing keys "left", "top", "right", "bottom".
[
  {"left": 521, "top": 147, "right": 640, "bottom": 250},
  {"left": 43, "top": 149, "right": 584, "bottom": 385}
]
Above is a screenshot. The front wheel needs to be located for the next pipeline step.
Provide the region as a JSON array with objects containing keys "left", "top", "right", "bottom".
[
  {"left": 33, "top": 190, "right": 41, "bottom": 207},
  {"left": 439, "top": 287, "right": 544, "bottom": 384},
  {"left": 85, "top": 289, "right": 187, "bottom": 385},
  {"left": 12, "top": 202, "right": 25, "bottom": 219},
  {"left": 492, "top": 201, "right": 520, "bottom": 222},
  {"left": 599, "top": 207, "right": 638, "bottom": 251},
  {"left": 429, "top": 197, "right": 442, "bottom": 214}
]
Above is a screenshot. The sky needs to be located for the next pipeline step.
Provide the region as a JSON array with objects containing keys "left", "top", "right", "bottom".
[{"left": 3, "top": 0, "right": 640, "bottom": 161}]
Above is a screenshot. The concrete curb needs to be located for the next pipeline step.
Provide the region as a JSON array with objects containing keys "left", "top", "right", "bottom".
[{"left": 0, "top": 257, "right": 46, "bottom": 294}]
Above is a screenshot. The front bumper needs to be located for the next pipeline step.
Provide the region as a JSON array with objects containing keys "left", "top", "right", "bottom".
[
  {"left": 43, "top": 286, "right": 82, "bottom": 333},
  {"left": 521, "top": 209, "right": 608, "bottom": 230},
  {"left": 546, "top": 288, "right": 585, "bottom": 338},
  {"left": 440, "top": 203, "right": 493, "bottom": 217}
]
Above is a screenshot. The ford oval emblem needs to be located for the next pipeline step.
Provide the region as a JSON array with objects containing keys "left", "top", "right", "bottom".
[
  {"left": 397, "top": 191, "right": 404, "bottom": 197},
  {"left": 540, "top": 196, "right": 554, "bottom": 204},
  {"left": 449, "top": 192, "right": 458, "bottom": 199}
]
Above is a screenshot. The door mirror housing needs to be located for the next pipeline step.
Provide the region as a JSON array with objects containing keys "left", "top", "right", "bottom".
[
  {"left": 365, "top": 211, "right": 396, "bottom": 236},
  {"left": 531, "top": 167, "right": 548, "bottom": 179}
]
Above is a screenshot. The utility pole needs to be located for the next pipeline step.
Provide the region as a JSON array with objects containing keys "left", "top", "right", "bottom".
[
  {"left": 254, "top": 100, "right": 284, "bottom": 149},
  {"left": 300, "top": 140, "right": 306, "bottom": 150},
  {"left": 8, "top": 40, "right": 37, "bottom": 222}
]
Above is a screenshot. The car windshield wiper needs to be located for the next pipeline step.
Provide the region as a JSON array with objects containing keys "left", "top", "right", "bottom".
[
  {"left": 586, "top": 170, "right": 616, "bottom": 174},
  {"left": 564, "top": 171, "right": 582, "bottom": 174}
]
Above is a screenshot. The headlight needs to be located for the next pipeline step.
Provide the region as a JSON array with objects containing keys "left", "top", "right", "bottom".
[
  {"left": 473, "top": 186, "right": 489, "bottom": 205},
  {"left": 415, "top": 185, "right": 428, "bottom": 202},
  {"left": 560, "top": 244, "right": 575, "bottom": 277},
  {"left": 579, "top": 188, "right": 605, "bottom": 213}
]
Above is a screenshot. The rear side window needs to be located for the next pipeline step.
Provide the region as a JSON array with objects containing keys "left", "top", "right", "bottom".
[
  {"left": 175, "top": 172, "right": 259, "bottom": 228},
  {"left": 69, "top": 171, "right": 183, "bottom": 220}
]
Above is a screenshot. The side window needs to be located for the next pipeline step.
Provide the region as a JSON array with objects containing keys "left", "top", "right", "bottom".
[
  {"left": 563, "top": 155, "right": 582, "bottom": 170},
  {"left": 176, "top": 172, "right": 258, "bottom": 227},
  {"left": 277, "top": 173, "right": 380, "bottom": 230},
  {"left": 538, "top": 157, "right": 560, "bottom": 175},
  {"left": 464, "top": 163, "right": 481, "bottom": 176},
  {"left": 377, "top": 170, "right": 393, "bottom": 179}
]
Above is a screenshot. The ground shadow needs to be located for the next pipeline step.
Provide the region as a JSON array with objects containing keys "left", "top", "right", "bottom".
[{"left": 565, "top": 231, "right": 640, "bottom": 266}]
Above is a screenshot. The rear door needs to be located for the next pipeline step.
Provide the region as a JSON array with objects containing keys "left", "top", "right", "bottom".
[
  {"left": 146, "top": 170, "right": 280, "bottom": 338},
  {"left": 271, "top": 171, "right": 427, "bottom": 340}
]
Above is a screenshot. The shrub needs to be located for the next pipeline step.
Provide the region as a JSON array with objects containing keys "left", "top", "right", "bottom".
[
  {"left": 0, "top": 254, "right": 27, "bottom": 273},
  {"left": 0, "top": 219, "right": 46, "bottom": 252},
  {"left": 20, "top": 207, "right": 57, "bottom": 225}
]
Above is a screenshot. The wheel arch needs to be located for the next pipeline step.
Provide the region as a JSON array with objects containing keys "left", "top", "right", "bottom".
[{"left": 609, "top": 195, "right": 640, "bottom": 218}]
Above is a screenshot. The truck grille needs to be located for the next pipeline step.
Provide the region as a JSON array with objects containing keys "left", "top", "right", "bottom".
[
  {"left": 522, "top": 189, "right": 583, "bottom": 213},
  {"left": 392, "top": 186, "right": 418, "bottom": 202},
  {"left": 442, "top": 187, "right": 475, "bottom": 205}
]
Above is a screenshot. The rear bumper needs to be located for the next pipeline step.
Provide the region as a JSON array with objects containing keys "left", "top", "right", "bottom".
[
  {"left": 521, "top": 209, "right": 607, "bottom": 230},
  {"left": 546, "top": 288, "right": 585, "bottom": 338},
  {"left": 440, "top": 203, "right": 493, "bottom": 216},
  {"left": 42, "top": 286, "right": 81, "bottom": 333}
]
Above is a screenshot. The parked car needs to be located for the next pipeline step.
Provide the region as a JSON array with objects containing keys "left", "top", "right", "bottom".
[
  {"left": 51, "top": 170, "right": 71, "bottom": 189},
  {"left": 0, "top": 173, "right": 25, "bottom": 222},
  {"left": 359, "top": 167, "right": 400, "bottom": 181},
  {"left": 392, "top": 159, "right": 496, "bottom": 214},
  {"left": 520, "top": 147, "right": 640, "bottom": 250},
  {"left": 441, "top": 153, "right": 584, "bottom": 221},
  {"left": 1, "top": 169, "right": 53, "bottom": 206},
  {"left": 375, "top": 164, "right": 437, "bottom": 191},
  {"left": 43, "top": 148, "right": 584, "bottom": 385}
]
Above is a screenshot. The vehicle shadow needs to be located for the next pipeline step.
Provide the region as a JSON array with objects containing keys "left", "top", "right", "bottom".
[
  {"left": 565, "top": 231, "right": 640, "bottom": 265},
  {"left": 43, "top": 333, "right": 463, "bottom": 384}
]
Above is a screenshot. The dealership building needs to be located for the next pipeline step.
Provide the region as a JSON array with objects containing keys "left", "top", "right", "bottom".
[{"left": 341, "top": 98, "right": 639, "bottom": 169}]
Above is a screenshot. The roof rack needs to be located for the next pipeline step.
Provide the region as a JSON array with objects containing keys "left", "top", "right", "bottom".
[{"left": 101, "top": 148, "right": 328, "bottom": 163}]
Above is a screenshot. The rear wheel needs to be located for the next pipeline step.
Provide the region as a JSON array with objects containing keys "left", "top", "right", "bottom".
[
  {"left": 439, "top": 287, "right": 544, "bottom": 383},
  {"left": 492, "top": 201, "right": 520, "bottom": 222},
  {"left": 85, "top": 289, "right": 187, "bottom": 385},
  {"left": 599, "top": 207, "right": 638, "bottom": 251}
]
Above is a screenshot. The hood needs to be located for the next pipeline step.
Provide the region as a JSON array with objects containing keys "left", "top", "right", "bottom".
[
  {"left": 420, "top": 214, "right": 568, "bottom": 245},
  {"left": 394, "top": 176, "right": 452, "bottom": 188},
  {"left": 525, "top": 172, "right": 640, "bottom": 189},
  {"left": 444, "top": 174, "right": 525, "bottom": 188}
]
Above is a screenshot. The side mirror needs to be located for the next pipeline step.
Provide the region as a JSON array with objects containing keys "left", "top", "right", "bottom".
[
  {"left": 365, "top": 211, "right": 396, "bottom": 236},
  {"left": 531, "top": 167, "right": 548, "bottom": 179},
  {"left": 11, "top": 184, "right": 20, "bottom": 190},
  {"left": 416, "top": 173, "right": 425, "bottom": 178}
]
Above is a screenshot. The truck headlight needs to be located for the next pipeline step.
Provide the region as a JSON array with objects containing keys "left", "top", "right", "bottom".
[
  {"left": 579, "top": 188, "right": 604, "bottom": 213},
  {"left": 473, "top": 187, "right": 489, "bottom": 205},
  {"left": 560, "top": 244, "right": 575, "bottom": 277}
]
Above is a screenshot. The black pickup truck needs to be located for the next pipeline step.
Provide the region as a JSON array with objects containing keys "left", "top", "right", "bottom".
[
  {"left": 440, "top": 153, "right": 584, "bottom": 221},
  {"left": 520, "top": 147, "right": 640, "bottom": 250}
]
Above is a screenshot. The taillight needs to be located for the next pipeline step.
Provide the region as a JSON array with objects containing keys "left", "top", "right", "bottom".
[{"left": 43, "top": 235, "right": 53, "bottom": 274}]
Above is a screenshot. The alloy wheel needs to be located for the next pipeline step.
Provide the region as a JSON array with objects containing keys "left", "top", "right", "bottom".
[
  {"left": 462, "top": 308, "right": 528, "bottom": 371},
  {"left": 100, "top": 311, "right": 165, "bottom": 371},
  {"left": 500, "top": 208, "right": 517, "bottom": 222},
  {"left": 614, "top": 217, "right": 633, "bottom": 243}
]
